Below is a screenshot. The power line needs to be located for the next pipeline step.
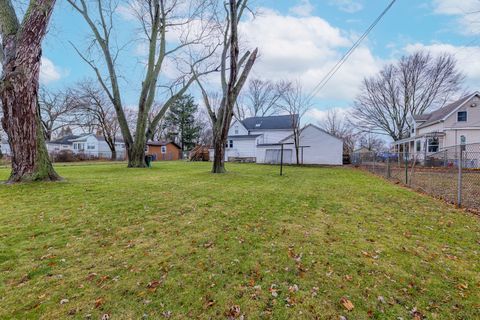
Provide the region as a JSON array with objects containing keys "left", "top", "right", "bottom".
[{"left": 307, "top": 0, "right": 397, "bottom": 101}]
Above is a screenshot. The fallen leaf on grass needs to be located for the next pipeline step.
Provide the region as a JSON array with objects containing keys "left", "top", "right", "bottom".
[
  {"left": 95, "top": 297, "right": 105, "bottom": 309},
  {"left": 203, "top": 241, "right": 214, "bottom": 249},
  {"left": 340, "top": 297, "right": 354, "bottom": 311},
  {"left": 204, "top": 299, "right": 215, "bottom": 308},
  {"left": 86, "top": 273, "right": 97, "bottom": 281},
  {"left": 456, "top": 283, "right": 468, "bottom": 291},
  {"left": 410, "top": 307, "right": 424, "bottom": 319},
  {"left": 225, "top": 305, "right": 241, "bottom": 319},
  {"left": 147, "top": 280, "right": 162, "bottom": 292}
]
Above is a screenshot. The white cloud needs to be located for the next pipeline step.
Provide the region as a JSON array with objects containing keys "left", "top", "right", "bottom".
[
  {"left": 329, "top": 0, "right": 363, "bottom": 13},
  {"left": 308, "top": 107, "right": 352, "bottom": 123},
  {"left": 239, "top": 9, "right": 382, "bottom": 100},
  {"left": 432, "top": 0, "right": 480, "bottom": 35},
  {"left": 404, "top": 42, "right": 480, "bottom": 90},
  {"left": 40, "top": 57, "right": 62, "bottom": 84},
  {"left": 289, "top": 0, "right": 315, "bottom": 17}
]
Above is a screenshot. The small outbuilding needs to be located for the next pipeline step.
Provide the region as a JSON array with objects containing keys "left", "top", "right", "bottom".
[
  {"left": 147, "top": 141, "right": 182, "bottom": 161},
  {"left": 257, "top": 124, "right": 343, "bottom": 165}
]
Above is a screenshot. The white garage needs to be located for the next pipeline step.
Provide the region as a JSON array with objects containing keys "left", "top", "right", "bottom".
[{"left": 256, "top": 124, "right": 343, "bottom": 165}]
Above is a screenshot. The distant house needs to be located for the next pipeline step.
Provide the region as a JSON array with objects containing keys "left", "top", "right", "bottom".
[
  {"left": 68, "top": 134, "right": 125, "bottom": 159},
  {"left": 393, "top": 92, "right": 480, "bottom": 160},
  {"left": 147, "top": 141, "right": 182, "bottom": 161},
  {"left": 46, "top": 134, "right": 80, "bottom": 153},
  {"left": 209, "top": 115, "right": 343, "bottom": 165},
  {"left": 0, "top": 138, "right": 11, "bottom": 157}
]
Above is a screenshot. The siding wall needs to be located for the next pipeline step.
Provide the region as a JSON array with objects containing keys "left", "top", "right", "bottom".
[
  {"left": 252, "top": 129, "right": 292, "bottom": 144},
  {"left": 257, "top": 126, "right": 343, "bottom": 165},
  {"left": 225, "top": 138, "right": 257, "bottom": 159},
  {"left": 228, "top": 120, "right": 249, "bottom": 136},
  {"left": 416, "top": 96, "right": 480, "bottom": 148},
  {"left": 148, "top": 144, "right": 181, "bottom": 161}
]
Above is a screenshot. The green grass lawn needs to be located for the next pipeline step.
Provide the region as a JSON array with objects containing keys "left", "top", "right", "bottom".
[{"left": 0, "top": 162, "right": 479, "bottom": 319}]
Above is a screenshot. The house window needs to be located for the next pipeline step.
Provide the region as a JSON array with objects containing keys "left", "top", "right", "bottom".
[
  {"left": 460, "top": 135, "right": 466, "bottom": 151},
  {"left": 428, "top": 137, "right": 439, "bottom": 153},
  {"left": 234, "top": 126, "right": 239, "bottom": 135},
  {"left": 457, "top": 111, "right": 467, "bottom": 122},
  {"left": 229, "top": 140, "right": 233, "bottom": 148},
  {"left": 416, "top": 140, "right": 421, "bottom": 152},
  {"left": 161, "top": 146, "right": 167, "bottom": 154},
  {"left": 87, "top": 144, "right": 95, "bottom": 150}
]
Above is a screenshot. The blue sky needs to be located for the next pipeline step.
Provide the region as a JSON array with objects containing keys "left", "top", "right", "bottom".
[{"left": 41, "top": 0, "right": 480, "bottom": 123}]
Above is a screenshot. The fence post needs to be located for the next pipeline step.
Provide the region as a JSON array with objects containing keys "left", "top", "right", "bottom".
[
  {"left": 457, "top": 150, "right": 463, "bottom": 208},
  {"left": 404, "top": 151, "right": 408, "bottom": 184},
  {"left": 372, "top": 152, "right": 375, "bottom": 173},
  {"left": 386, "top": 155, "right": 391, "bottom": 179}
]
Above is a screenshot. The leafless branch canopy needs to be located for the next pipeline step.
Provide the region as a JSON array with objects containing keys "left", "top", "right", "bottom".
[{"left": 351, "top": 51, "right": 464, "bottom": 141}]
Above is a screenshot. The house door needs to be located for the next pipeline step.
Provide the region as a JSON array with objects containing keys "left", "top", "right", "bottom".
[{"left": 265, "top": 149, "right": 292, "bottom": 164}]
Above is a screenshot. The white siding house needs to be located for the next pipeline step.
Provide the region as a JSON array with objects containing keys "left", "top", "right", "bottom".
[
  {"left": 210, "top": 115, "right": 343, "bottom": 165},
  {"left": 393, "top": 92, "right": 480, "bottom": 161},
  {"left": 69, "top": 134, "right": 125, "bottom": 159}
]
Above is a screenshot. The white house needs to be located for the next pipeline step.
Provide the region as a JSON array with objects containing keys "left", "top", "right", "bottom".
[
  {"left": 46, "top": 133, "right": 126, "bottom": 159},
  {"left": 210, "top": 115, "right": 343, "bottom": 165},
  {"left": 0, "top": 138, "right": 11, "bottom": 157},
  {"left": 69, "top": 134, "right": 126, "bottom": 159},
  {"left": 393, "top": 92, "right": 480, "bottom": 161},
  {"left": 46, "top": 134, "right": 80, "bottom": 153}
]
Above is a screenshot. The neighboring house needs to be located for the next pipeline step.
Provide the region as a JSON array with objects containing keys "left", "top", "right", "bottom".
[
  {"left": 69, "top": 134, "right": 126, "bottom": 159},
  {"left": 393, "top": 92, "right": 480, "bottom": 160},
  {"left": 46, "top": 134, "right": 80, "bottom": 153},
  {"left": 209, "top": 115, "right": 343, "bottom": 165},
  {"left": 0, "top": 138, "right": 11, "bottom": 157},
  {"left": 147, "top": 141, "right": 182, "bottom": 161}
]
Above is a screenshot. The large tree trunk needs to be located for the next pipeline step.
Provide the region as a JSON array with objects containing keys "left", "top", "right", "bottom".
[
  {"left": 0, "top": 0, "right": 60, "bottom": 182},
  {"left": 212, "top": 135, "right": 226, "bottom": 173},
  {"left": 1, "top": 79, "right": 60, "bottom": 183},
  {"left": 127, "top": 138, "right": 146, "bottom": 168}
]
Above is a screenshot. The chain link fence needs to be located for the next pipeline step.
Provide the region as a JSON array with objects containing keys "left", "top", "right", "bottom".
[
  {"left": 49, "top": 150, "right": 127, "bottom": 162},
  {"left": 352, "top": 143, "right": 480, "bottom": 212}
]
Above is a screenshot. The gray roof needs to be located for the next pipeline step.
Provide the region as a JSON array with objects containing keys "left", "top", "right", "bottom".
[
  {"left": 228, "top": 134, "right": 262, "bottom": 139},
  {"left": 49, "top": 134, "right": 80, "bottom": 145},
  {"left": 416, "top": 93, "right": 477, "bottom": 128},
  {"left": 241, "top": 115, "right": 298, "bottom": 130},
  {"left": 412, "top": 114, "right": 430, "bottom": 121}
]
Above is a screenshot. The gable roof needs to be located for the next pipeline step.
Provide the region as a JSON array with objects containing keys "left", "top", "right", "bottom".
[
  {"left": 280, "top": 124, "right": 343, "bottom": 143},
  {"left": 242, "top": 115, "right": 298, "bottom": 130},
  {"left": 416, "top": 92, "right": 479, "bottom": 128},
  {"left": 48, "top": 134, "right": 80, "bottom": 145},
  {"left": 69, "top": 133, "right": 125, "bottom": 144},
  {"left": 147, "top": 140, "right": 181, "bottom": 149}
]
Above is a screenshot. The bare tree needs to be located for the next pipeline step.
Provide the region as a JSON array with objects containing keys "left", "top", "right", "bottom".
[
  {"left": 66, "top": 0, "right": 220, "bottom": 167},
  {"left": 352, "top": 51, "right": 464, "bottom": 141},
  {"left": 358, "top": 132, "right": 386, "bottom": 151},
  {"left": 0, "top": 0, "right": 60, "bottom": 182},
  {"left": 196, "top": 0, "right": 258, "bottom": 173},
  {"left": 72, "top": 81, "right": 121, "bottom": 160},
  {"left": 234, "top": 78, "right": 281, "bottom": 120},
  {"left": 319, "top": 108, "right": 357, "bottom": 154},
  {"left": 39, "top": 87, "right": 77, "bottom": 141},
  {"left": 277, "top": 81, "right": 312, "bottom": 165},
  {"left": 245, "top": 78, "right": 281, "bottom": 117}
]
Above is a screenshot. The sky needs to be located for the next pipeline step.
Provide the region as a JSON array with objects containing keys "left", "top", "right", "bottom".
[{"left": 40, "top": 0, "right": 480, "bottom": 124}]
